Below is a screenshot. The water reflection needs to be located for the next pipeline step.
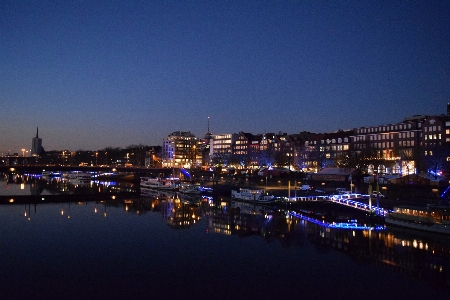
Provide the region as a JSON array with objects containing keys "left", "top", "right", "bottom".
[
  {"left": 1, "top": 184, "right": 450, "bottom": 295},
  {"left": 0, "top": 174, "right": 138, "bottom": 199},
  {"left": 204, "top": 200, "right": 450, "bottom": 289}
]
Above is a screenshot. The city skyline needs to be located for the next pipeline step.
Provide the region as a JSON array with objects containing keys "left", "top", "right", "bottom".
[
  {"left": 1, "top": 1, "right": 449, "bottom": 154},
  {"left": 2, "top": 102, "right": 449, "bottom": 155}
]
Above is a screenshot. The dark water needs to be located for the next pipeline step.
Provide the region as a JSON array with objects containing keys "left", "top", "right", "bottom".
[{"left": 1, "top": 180, "right": 450, "bottom": 299}]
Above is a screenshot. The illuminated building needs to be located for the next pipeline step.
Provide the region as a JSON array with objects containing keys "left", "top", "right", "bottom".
[
  {"left": 162, "top": 131, "right": 202, "bottom": 168},
  {"left": 349, "top": 104, "right": 450, "bottom": 175}
]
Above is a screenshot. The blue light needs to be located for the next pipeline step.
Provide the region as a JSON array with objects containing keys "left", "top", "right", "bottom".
[{"left": 290, "top": 212, "right": 385, "bottom": 231}]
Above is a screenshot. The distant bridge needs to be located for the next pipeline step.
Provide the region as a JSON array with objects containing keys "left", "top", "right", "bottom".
[{"left": 0, "top": 165, "right": 180, "bottom": 178}]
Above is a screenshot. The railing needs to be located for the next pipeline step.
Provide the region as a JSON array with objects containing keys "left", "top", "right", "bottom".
[{"left": 284, "top": 193, "right": 391, "bottom": 217}]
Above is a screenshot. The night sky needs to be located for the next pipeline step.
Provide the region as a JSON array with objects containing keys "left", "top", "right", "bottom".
[{"left": 1, "top": 0, "right": 449, "bottom": 154}]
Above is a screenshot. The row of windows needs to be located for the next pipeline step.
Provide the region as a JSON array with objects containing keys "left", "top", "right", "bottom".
[
  {"left": 357, "top": 123, "right": 413, "bottom": 134},
  {"left": 424, "top": 126, "right": 441, "bottom": 132},
  {"left": 425, "top": 134, "right": 441, "bottom": 140},
  {"left": 213, "top": 139, "right": 231, "bottom": 145},
  {"left": 399, "top": 141, "right": 414, "bottom": 147},
  {"left": 364, "top": 132, "right": 417, "bottom": 141},
  {"left": 363, "top": 141, "right": 416, "bottom": 148},
  {"left": 331, "top": 145, "right": 349, "bottom": 151},
  {"left": 399, "top": 132, "right": 415, "bottom": 138},
  {"left": 214, "top": 134, "right": 232, "bottom": 139},
  {"left": 213, "top": 145, "right": 230, "bottom": 149},
  {"left": 319, "top": 138, "right": 349, "bottom": 144}
]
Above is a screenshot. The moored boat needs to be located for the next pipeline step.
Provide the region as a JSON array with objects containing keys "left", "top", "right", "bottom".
[
  {"left": 231, "top": 188, "right": 275, "bottom": 203},
  {"left": 140, "top": 177, "right": 180, "bottom": 191},
  {"left": 68, "top": 172, "right": 93, "bottom": 185},
  {"left": 385, "top": 205, "right": 450, "bottom": 235}
]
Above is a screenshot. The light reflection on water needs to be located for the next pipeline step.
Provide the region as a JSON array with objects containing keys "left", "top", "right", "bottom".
[
  {"left": 0, "top": 175, "right": 137, "bottom": 197},
  {"left": 0, "top": 184, "right": 449, "bottom": 299}
]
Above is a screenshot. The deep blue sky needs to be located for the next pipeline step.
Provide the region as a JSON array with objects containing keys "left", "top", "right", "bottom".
[{"left": 1, "top": 0, "right": 449, "bottom": 153}]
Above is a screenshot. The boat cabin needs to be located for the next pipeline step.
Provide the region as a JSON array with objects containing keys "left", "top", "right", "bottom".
[{"left": 391, "top": 205, "right": 450, "bottom": 225}]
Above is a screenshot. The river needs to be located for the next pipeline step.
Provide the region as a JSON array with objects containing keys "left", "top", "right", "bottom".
[{"left": 0, "top": 176, "right": 449, "bottom": 299}]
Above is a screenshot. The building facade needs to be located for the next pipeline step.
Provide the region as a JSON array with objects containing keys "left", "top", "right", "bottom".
[{"left": 162, "top": 131, "right": 202, "bottom": 168}]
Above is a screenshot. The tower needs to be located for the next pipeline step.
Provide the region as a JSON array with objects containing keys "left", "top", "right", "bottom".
[
  {"left": 204, "top": 116, "right": 212, "bottom": 140},
  {"left": 31, "top": 127, "right": 43, "bottom": 156}
]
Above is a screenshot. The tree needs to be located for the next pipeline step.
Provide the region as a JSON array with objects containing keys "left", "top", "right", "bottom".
[{"left": 257, "top": 148, "right": 275, "bottom": 169}]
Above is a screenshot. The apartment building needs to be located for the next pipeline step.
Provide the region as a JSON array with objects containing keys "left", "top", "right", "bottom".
[
  {"left": 162, "top": 131, "right": 202, "bottom": 168},
  {"left": 349, "top": 104, "right": 450, "bottom": 175}
]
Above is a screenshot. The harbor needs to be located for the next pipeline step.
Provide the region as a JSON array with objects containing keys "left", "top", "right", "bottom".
[
  {"left": 1, "top": 171, "right": 450, "bottom": 299},
  {"left": 1, "top": 185, "right": 450, "bottom": 299}
]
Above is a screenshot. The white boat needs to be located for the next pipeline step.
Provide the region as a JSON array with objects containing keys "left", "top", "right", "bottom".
[
  {"left": 68, "top": 172, "right": 93, "bottom": 185},
  {"left": 231, "top": 188, "right": 275, "bottom": 203},
  {"left": 140, "top": 177, "right": 180, "bottom": 190},
  {"left": 385, "top": 205, "right": 450, "bottom": 235}
]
